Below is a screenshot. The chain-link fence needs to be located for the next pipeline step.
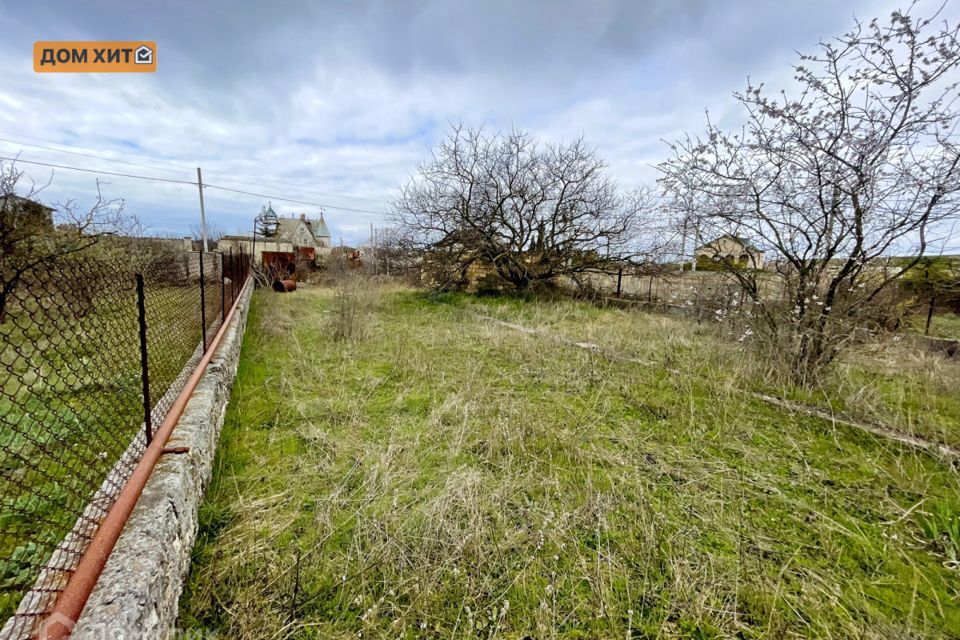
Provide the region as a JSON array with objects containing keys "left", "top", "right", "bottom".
[{"left": 0, "top": 246, "right": 250, "bottom": 638}]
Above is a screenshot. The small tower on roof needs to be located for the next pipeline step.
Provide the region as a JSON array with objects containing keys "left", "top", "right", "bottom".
[
  {"left": 256, "top": 202, "right": 279, "bottom": 238},
  {"left": 313, "top": 209, "right": 331, "bottom": 241}
]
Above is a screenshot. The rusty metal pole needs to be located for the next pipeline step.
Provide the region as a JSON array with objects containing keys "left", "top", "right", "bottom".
[
  {"left": 135, "top": 274, "right": 152, "bottom": 445},
  {"left": 198, "top": 252, "right": 207, "bottom": 352},
  {"left": 41, "top": 276, "right": 253, "bottom": 640},
  {"left": 251, "top": 221, "right": 257, "bottom": 272},
  {"left": 220, "top": 252, "right": 226, "bottom": 324},
  {"left": 616, "top": 268, "right": 623, "bottom": 298},
  {"left": 240, "top": 245, "right": 247, "bottom": 289}
]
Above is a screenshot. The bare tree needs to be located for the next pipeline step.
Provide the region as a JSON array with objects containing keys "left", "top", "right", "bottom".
[
  {"left": 393, "top": 125, "right": 659, "bottom": 292},
  {"left": 365, "top": 226, "right": 420, "bottom": 281},
  {"left": 659, "top": 5, "right": 960, "bottom": 384},
  {"left": 251, "top": 260, "right": 293, "bottom": 289},
  {"left": 0, "top": 160, "right": 138, "bottom": 322},
  {"left": 189, "top": 221, "right": 225, "bottom": 245}
]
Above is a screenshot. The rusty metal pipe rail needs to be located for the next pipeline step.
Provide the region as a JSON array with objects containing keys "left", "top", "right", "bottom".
[{"left": 39, "top": 276, "right": 252, "bottom": 640}]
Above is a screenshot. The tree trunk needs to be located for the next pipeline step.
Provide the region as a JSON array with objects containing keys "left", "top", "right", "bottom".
[
  {"left": 925, "top": 295, "right": 936, "bottom": 336},
  {"left": 793, "top": 323, "right": 836, "bottom": 387}
]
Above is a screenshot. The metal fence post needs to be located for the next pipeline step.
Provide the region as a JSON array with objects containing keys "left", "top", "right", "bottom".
[
  {"left": 135, "top": 274, "right": 152, "bottom": 445},
  {"left": 616, "top": 268, "right": 623, "bottom": 298},
  {"left": 221, "top": 252, "right": 226, "bottom": 324},
  {"left": 199, "top": 251, "right": 208, "bottom": 352}
]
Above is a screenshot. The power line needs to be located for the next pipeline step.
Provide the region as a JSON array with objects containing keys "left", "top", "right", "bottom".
[
  {"left": 0, "top": 155, "right": 196, "bottom": 185},
  {"left": 0, "top": 138, "right": 193, "bottom": 177},
  {"left": 202, "top": 183, "right": 386, "bottom": 214},
  {"left": 0, "top": 131, "right": 391, "bottom": 204},
  {"left": 0, "top": 154, "right": 389, "bottom": 214},
  {"left": 0, "top": 130, "right": 199, "bottom": 173},
  {"left": 203, "top": 172, "right": 391, "bottom": 206}
]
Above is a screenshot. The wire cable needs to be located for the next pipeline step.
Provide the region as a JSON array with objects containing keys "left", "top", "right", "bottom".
[
  {"left": 202, "top": 183, "right": 386, "bottom": 214},
  {"left": 0, "top": 138, "right": 193, "bottom": 177},
  {"left": 202, "top": 172, "right": 391, "bottom": 205},
  {"left": 0, "top": 131, "right": 391, "bottom": 204},
  {"left": 0, "top": 130, "right": 198, "bottom": 172},
  {"left": 0, "top": 155, "right": 196, "bottom": 185},
  {"left": 0, "top": 154, "right": 389, "bottom": 214}
]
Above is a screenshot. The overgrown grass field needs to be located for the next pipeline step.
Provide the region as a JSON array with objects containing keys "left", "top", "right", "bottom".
[{"left": 180, "top": 285, "right": 960, "bottom": 639}]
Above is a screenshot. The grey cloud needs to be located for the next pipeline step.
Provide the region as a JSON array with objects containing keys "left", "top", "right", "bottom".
[{"left": 0, "top": 0, "right": 944, "bottom": 245}]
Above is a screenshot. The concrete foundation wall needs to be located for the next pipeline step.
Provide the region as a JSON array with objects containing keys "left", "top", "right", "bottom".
[{"left": 71, "top": 282, "right": 254, "bottom": 640}]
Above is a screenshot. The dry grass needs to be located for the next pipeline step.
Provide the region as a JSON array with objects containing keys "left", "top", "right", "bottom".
[
  {"left": 328, "top": 275, "right": 381, "bottom": 341},
  {"left": 179, "top": 286, "right": 960, "bottom": 639},
  {"left": 464, "top": 296, "right": 960, "bottom": 449}
]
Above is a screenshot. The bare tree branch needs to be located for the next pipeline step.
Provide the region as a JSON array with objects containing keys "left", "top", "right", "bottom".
[
  {"left": 659, "top": 5, "right": 960, "bottom": 384},
  {"left": 392, "top": 125, "right": 664, "bottom": 291}
]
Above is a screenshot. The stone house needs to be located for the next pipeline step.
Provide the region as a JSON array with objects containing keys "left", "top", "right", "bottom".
[
  {"left": 219, "top": 208, "right": 332, "bottom": 271},
  {"left": 1, "top": 195, "right": 55, "bottom": 232},
  {"left": 695, "top": 234, "right": 765, "bottom": 269}
]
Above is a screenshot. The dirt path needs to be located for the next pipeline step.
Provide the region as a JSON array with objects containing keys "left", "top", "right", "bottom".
[{"left": 478, "top": 314, "right": 960, "bottom": 460}]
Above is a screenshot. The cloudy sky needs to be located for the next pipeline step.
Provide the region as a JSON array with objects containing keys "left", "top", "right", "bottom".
[{"left": 0, "top": 0, "right": 947, "bottom": 245}]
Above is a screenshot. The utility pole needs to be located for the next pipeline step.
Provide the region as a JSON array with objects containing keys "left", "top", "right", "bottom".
[
  {"left": 251, "top": 218, "right": 257, "bottom": 262},
  {"left": 196, "top": 167, "right": 209, "bottom": 252}
]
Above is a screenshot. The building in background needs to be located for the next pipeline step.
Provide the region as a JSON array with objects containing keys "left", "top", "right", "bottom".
[
  {"left": 695, "top": 234, "right": 765, "bottom": 269},
  {"left": 219, "top": 207, "right": 332, "bottom": 271},
  {"left": 1, "top": 195, "right": 55, "bottom": 234}
]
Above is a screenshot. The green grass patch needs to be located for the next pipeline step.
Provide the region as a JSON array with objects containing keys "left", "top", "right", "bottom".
[
  {"left": 0, "top": 282, "right": 212, "bottom": 619},
  {"left": 909, "top": 312, "right": 960, "bottom": 340},
  {"left": 179, "top": 287, "right": 960, "bottom": 639}
]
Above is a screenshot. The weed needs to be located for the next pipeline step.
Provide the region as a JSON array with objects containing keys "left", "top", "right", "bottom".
[
  {"left": 329, "top": 275, "right": 378, "bottom": 341},
  {"left": 918, "top": 500, "right": 960, "bottom": 564}
]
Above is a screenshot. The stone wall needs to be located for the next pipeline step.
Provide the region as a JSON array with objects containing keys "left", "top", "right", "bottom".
[
  {"left": 465, "top": 260, "right": 508, "bottom": 293},
  {"left": 70, "top": 281, "right": 253, "bottom": 640}
]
